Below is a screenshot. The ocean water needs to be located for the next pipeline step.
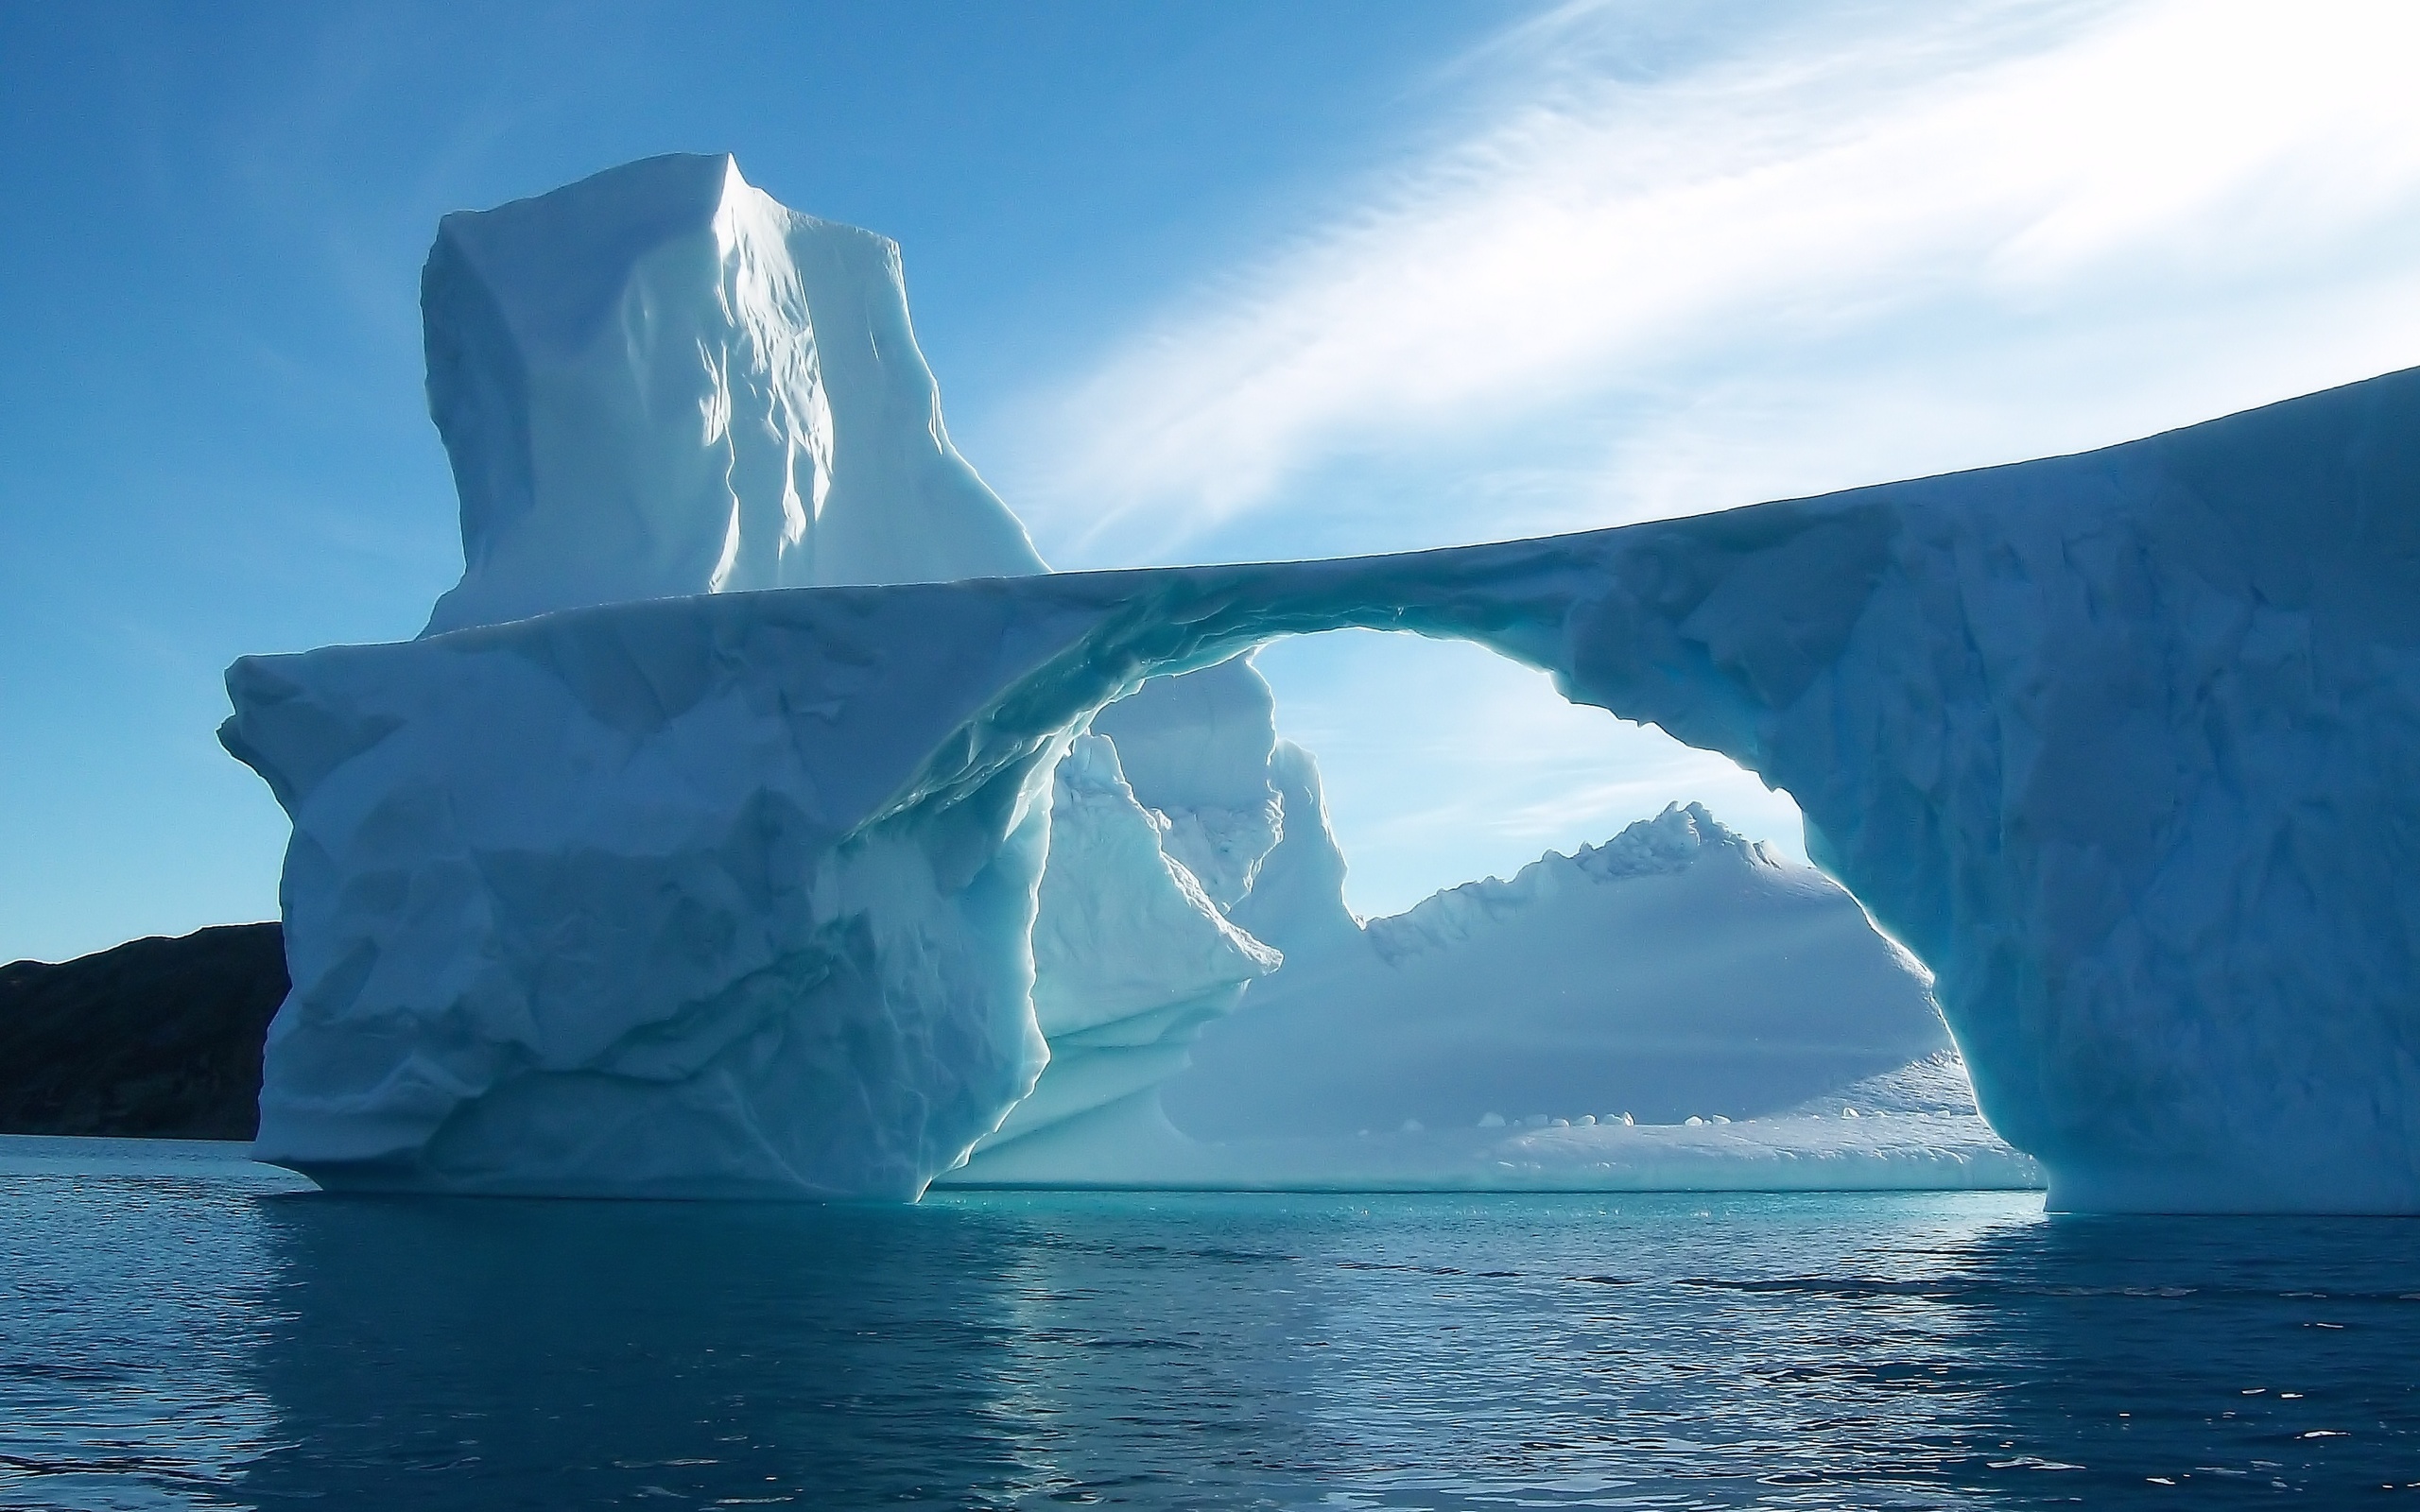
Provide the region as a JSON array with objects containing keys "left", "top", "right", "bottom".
[{"left": 2, "top": 1138, "right": 2416, "bottom": 1509}]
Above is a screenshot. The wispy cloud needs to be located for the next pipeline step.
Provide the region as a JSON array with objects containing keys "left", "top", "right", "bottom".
[{"left": 1009, "top": 0, "right": 2420, "bottom": 567}]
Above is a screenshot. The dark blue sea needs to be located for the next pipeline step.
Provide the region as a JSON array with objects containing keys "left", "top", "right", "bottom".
[{"left": 3, "top": 1137, "right": 2416, "bottom": 1509}]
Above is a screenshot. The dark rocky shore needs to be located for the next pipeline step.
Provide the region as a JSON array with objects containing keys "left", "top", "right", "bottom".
[{"left": 0, "top": 924, "right": 284, "bottom": 1139}]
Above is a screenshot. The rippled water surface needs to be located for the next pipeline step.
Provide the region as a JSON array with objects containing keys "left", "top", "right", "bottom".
[{"left": 4, "top": 1137, "right": 2418, "bottom": 1508}]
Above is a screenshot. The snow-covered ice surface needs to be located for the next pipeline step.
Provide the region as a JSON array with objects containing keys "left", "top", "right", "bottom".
[
  {"left": 943, "top": 1088, "right": 2036, "bottom": 1194},
  {"left": 224, "top": 155, "right": 2420, "bottom": 1211}
]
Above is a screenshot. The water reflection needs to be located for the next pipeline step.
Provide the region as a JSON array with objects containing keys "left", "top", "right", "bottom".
[
  {"left": 9, "top": 1147, "right": 2419, "bottom": 1511},
  {"left": 0, "top": 1157, "right": 286, "bottom": 1510},
  {"left": 1936, "top": 1213, "right": 2420, "bottom": 1503},
  {"left": 236, "top": 1193, "right": 1332, "bottom": 1509},
  {"left": 1252, "top": 1198, "right": 2420, "bottom": 1507}
]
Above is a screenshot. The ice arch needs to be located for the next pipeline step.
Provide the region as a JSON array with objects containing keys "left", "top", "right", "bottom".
[{"left": 225, "top": 361, "right": 2420, "bottom": 1212}]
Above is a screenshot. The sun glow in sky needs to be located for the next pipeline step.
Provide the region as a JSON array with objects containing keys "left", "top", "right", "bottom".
[{"left": 5, "top": 1, "right": 2420, "bottom": 955}]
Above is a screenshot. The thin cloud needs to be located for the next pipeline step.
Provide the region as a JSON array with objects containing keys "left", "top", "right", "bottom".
[{"left": 1011, "top": 0, "right": 2420, "bottom": 566}]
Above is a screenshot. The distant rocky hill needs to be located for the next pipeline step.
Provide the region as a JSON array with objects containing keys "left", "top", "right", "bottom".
[{"left": 0, "top": 924, "right": 284, "bottom": 1139}]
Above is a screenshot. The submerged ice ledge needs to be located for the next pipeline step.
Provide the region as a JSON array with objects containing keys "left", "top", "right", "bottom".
[{"left": 226, "top": 361, "right": 2420, "bottom": 1212}]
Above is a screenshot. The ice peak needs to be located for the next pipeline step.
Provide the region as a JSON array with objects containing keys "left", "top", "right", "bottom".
[
  {"left": 1367, "top": 802, "right": 1767, "bottom": 964},
  {"left": 1568, "top": 800, "right": 1744, "bottom": 878},
  {"left": 428, "top": 153, "right": 743, "bottom": 359},
  {"left": 420, "top": 153, "right": 1042, "bottom": 637}
]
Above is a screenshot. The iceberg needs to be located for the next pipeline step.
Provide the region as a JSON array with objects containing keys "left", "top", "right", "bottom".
[
  {"left": 224, "top": 155, "right": 2420, "bottom": 1212},
  {"left": 228, "top": 155, "right": 1285, "bottom": 1198}
]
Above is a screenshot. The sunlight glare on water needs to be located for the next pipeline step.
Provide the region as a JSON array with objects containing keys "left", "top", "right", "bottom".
[{"left": 3, "top": 1137, "right": 2417, "bottom": 1508}]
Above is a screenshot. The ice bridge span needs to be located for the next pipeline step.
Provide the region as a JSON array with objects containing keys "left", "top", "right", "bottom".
[{"left": 226, "top": 365, "right": 2420, "bottom": 1211}]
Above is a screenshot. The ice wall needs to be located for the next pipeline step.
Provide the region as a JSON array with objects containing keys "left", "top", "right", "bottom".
[
  {"left": 221, "top": 585, "right": 1098, "bottom": 1196},
  {"left": 420, "top": 154, "right": 1041, "bottom": 636}
]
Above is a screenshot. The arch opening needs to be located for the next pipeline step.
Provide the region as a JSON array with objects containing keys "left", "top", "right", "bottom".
[
  {"left": 1250, "top": 627, "right": 1809, "bottom": 917},
  {"left": 934, "top": 608, "right": 1982, "bottom": 1192}
]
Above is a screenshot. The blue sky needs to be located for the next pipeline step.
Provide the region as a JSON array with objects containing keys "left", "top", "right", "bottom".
[{"left": 6, "top": 1, "right": 2420, "bottom": 961}]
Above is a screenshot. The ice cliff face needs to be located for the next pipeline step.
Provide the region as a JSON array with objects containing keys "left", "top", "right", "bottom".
[
  {"left": 982, "top": 734, "right": 1279, "bottom": 1156},
  {"left": 420, "top": 153, "right": 1042, "bottom": 636},
  {"left": 224, "top": 155, "right": 2420, "bottom": 1211},
  {"left": 222, "top": 586, "right": 1079, "bottom": 1197}
]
